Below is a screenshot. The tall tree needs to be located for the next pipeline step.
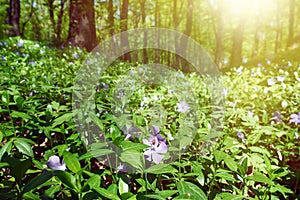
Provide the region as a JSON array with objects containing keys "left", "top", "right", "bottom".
[
  {"left": 211, "top": 1, "right": 224, "bottom": 68},
  {"left": 180, "top": 0, "right": 193, "bottom": 71},
  {"left": 287, "top": 0, "right": 295, "bottom": 48},
  {"left": 230, "top": 17, "right": 245, "bottom": 66},
  {"left": 252, "top": 14, "right": 260, "bottom": 58},
  {"left": 6, "top": 0, "right": 20, "bottom": 36},
  {"left": 56, "top": 0, "right": 67, "bottom": 44},
  {"left": 140, "top": 0, "right": 148, "bottom": 63},
  {"left": 68, "top": 0, "right": 97, "bottom": 51},
  {"left": 120, "top": 0, "right": 131, "bottom": 61},
  {"left": 275, "top": 0, "right": 283, "bottom": 53}
]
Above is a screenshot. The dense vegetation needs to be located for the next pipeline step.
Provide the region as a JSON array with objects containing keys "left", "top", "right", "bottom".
[{"left": 1, "top": 37, "right": 300, "bottom": 199}]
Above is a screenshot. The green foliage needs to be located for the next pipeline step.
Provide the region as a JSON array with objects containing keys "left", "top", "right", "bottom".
[{"left": 0, "top": 38, "right": 299, "bottom": 199}]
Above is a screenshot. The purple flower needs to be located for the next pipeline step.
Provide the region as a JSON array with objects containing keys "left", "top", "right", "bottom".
[
  {"left": 101, "top": 82, "right": 109, "bottom": 90},
  {"left": 272, "top": 111, "right": 282, "bottom": 123},
  {"left": 29, "top": 61, "right": 36, "bottom": 66},
  {"left": 73, "top": 53, "right": 80, "bottom": 59},
  {"left": 119, "top": 90, "right": 125, "bottom": 98},
  {"left": 290, "top": 112, "right": 300, "bottom": 125},
  {"left": 86, "top": 59, "right": 92, "bottom": 65},
  {"left": 122, "top": 125, "right": 141, "bottom": 140},
  {"left": 17, "top": 40, "right": 23, "bottom": 47},
  {"left": 151, "top": 125, "right": 160, "bottom": 135},
  {"left": 237, "top": 131, "right": 246, "bottom": 144},
  {"left": 1, "top": 56, "right": 5, "bottom": 61},
  {"left": 236, "top": 67, "right": 243, "bottom": 75},
  {"left": 46, "top": 155, "right": 66, "bottom": 170},
  {"left": 143, "top": 135, "right": 168, "bottom": 164},
  {"left": 247, "top": 109, "right": 254, "bottom": 117},
  {"left": 267, "top": 78, "right": 276, "bottom": 86},
  {"left": 277, "top": 76, "right": 285, "bottom": 82},
  {"left": 177, "top": 100, "right": 190, "bottom": 113}
]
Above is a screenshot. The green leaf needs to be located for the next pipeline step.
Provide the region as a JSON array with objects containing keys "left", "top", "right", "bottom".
[
  {"left": 44, "top": 185, "right": 60, "bottom": 198},
  {"left": 88, "top": 112, "right": 104, "bottom": 130},
  {"left": 216, "top": 172, "right": 236, "bottom": 182},
  {"left": 214, "top": 150, "right": 226, "bottom": 163},
  {"left": 145, "top": 164, "right": 178, "bottom": 174},
  {"left": 11, "top": 111, "right": 31, "bottom": 119},
  {"left": 23, "top": 171, "right": 53, "bottom": 193},
  {"left": 196, "top": 170, "right": 205, "bottom": 186},
  {"left": 247, "top": 172, "right": 273, "bottom": 185},
  {"left": 54, "top": 170, "right": 78, "bottom": 191},
  {"left": 0, "top": 162, "right": 9, "bottom": 168},
  {"left": 145, "top": 190, "right": 178, "bottom": 200},
  {"left": 0, "top": 141, "right": 12, "bottom": 161},
  {"left": 120, "top": 141, "right": 148, "bottom": 152},
  {"left": 177, "top": 181, "right": 207, "bottom": 200},
  {"left": 93, "top": 186, "right": 121, "bottom": 200},
  {"left": 224, "top": 156, "right": 237, "bottom": 172},
  {"left": 120, "top": 151, "right": 144, "bottom": 172},
  {"left": 63, "top": 151, "right": 81, "bottom": 174},
  {"left": 216, "top": 192, "right": 244, "bottom": 200},
  {"left": 52, "top": 112, "right": 73, "bottom": 127},
  {"left": 118, "top": 178, "right": 129, "bottom": 195},
  {"left": 87, "top": 174, "right": 101, "bottom": 188},
  {"left": 1, "top": 91, "right": 10, "bottom": 106},
  {"left": 14, "top": 138, "right": 34, "bottom": 157}
]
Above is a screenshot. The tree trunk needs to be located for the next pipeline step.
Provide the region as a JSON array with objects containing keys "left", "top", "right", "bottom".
[
  {"left": 287, "top": 0, "right": 295, "bottom": 48},
  {"left": 108, "top": 0, "right": 114, "bottom": 37},
  {"left": 48, "top": 0, "right": 56, "bottom": 38},
  {"left": 154, "top": 0, "right": 160, "bottom": 63},
  {"left": 140, "top": 0, "right": 148, "bottom": 63},
  {"left": 275, "top": 0, "right": 283, "bottom": 53},
  {"left": 214, "top": 1, "right": 224, "bottom": 68},
  {"left": 120, "top": 0, "right": 131, "bottom": 61},
  {"left": 180, "top": 0, "right": 193, "bottom": 72},
  {"left": 68, "top": 0, "right": 97, "bottom": 51},
  {"left": 252, "top": 15, "right": 260, "bottom": 58},
  {"left": 230, "top": 18, "right": 245, "bottom": 67},
  {"left": 6, "top": 0, "right": 20, "bottom": 36},
  {"left": 56, "top": 0, "right": 66, "bottom": 45},
  {"left": 173, "top": 0, "right": 180, "bottom": 69}
]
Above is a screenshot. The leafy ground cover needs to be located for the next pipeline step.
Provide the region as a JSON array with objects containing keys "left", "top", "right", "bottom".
[{"left": 0, "top": 37, "right": 300, "bottom": 199}]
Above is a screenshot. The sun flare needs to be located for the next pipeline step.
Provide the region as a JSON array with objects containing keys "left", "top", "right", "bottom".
[{"left": 212, "top": 0, "right": 277, "bottom": 17}]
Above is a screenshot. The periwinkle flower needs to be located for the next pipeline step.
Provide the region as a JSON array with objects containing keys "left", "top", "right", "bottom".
[
  {"left": 2, "top": 56, "right": 5, "bottom": 61},
  {"left": 122, "top": 125, "right": 140, "bottom": 140},
  {"left": 17, "top": 40, "right": 23, "bottom": 47},
  {"left": 29, "top": 61, "right": 36, "bottom": 66},
  {"left": 73, "top": 53, "right": 80, "bottom": 59},
  {"left": 237, "top": 131, "right": 246, "bottom": 144},
  {"left": 46, "top": 155, "right": 66, "bottom": 170},
  {"left": 101, "top": 82, "right": 109, "bottom": 90},
  {"left": 272, "top": 111, "right": 282, "bottom": 123},
  {"left": 143, "top": 134, "right": 168, "bottom": 164},
  {"left": 222, "top": 88, "right": 228, "bottom": 96},
  {"left": 177, "top": 100, "right": 190, "bottom": 113},
  {"left": 119, "top": 90, "right": 125, "bottom": 98},
  {"left": 277, "top": 76, "right": 285, "bottom": 82},
  {"left": 236, "top": 67, "right": 243, "bottom": 75},
  {"left": 247, "top": 109, "right": 254, "bottom": 117},
  {"left": 290, "top": 112, "right": 300, "bottom": 125},
  {"left": 86, "top": 59, "right": 92, "bottom": 65},
  {"left": 267, "top": 78, "right": 276, "bottom": 86}
]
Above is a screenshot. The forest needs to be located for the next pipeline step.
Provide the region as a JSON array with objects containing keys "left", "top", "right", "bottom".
[{"left": 1, "top": 0, "right": 300, "bottom": 199}]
